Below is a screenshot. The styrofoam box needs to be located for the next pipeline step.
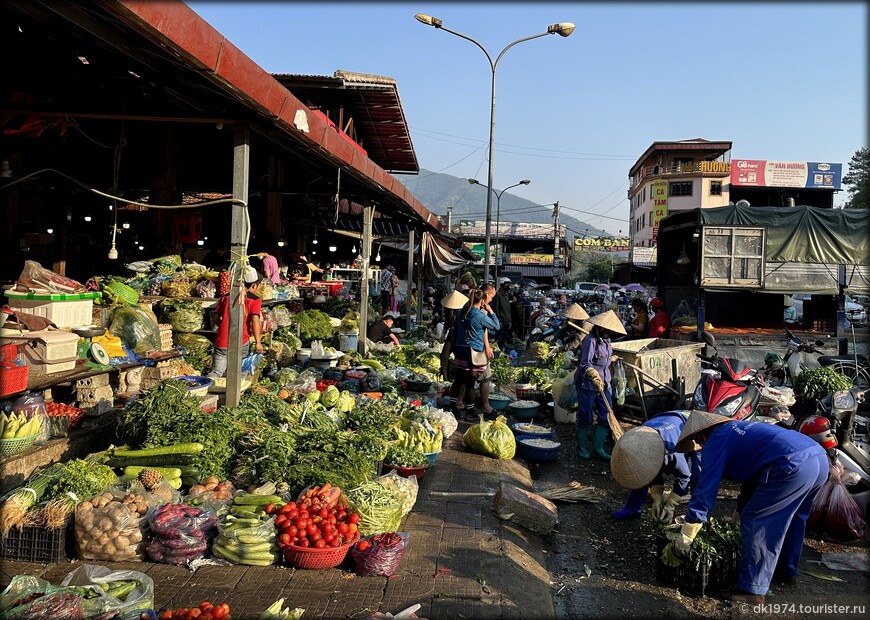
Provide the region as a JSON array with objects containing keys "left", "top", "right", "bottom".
[
  {"left": 5, "top": 291, "right": 99, "bottom": 329},
  {"left": 6, "top": 330, "right": 79, "bottom": 366}
]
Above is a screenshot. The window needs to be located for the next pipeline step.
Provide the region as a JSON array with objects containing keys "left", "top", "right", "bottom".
[
  {"left": 641, "top": 214, "right": 646, "bottom": 229},
  {"left": 649, "top": 211, "right": 654, "bottom": 223},
  {"left": 700, "top": 226, "right": 765, "bottom": 287},
  {"left": 710, "top": 180, "right": 722, "bottom": 196},
  {"left": 669, "top": 181, "right": 693, "bottom": 197},
  {"left": 642, "top": 187, "right": 646, "bottom": 202}
]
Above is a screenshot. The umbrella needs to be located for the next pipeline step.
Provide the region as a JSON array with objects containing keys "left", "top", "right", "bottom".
[
  {"left": 594, "top": 284, "right": 610, "bottom": 291},
  {"left": 609, "top": 283, "right": 623, "bottom": 290},
  {"left": 625, "top": 283, "right": 646, "bottom": 292}
]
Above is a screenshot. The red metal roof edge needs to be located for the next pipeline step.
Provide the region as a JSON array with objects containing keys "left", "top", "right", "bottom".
[
  {"left": 628, "top": 140, "right": 733, "bottom": 176},
  {"left": 107, "top": 0, "right": 438, "bottom": 231}
]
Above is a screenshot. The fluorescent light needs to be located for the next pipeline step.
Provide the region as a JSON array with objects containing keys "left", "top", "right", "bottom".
[
  {"left": 84, "top": 216, "right": 92, "bottom": 222},
  {"left": 197, "top": 240, "right": 204, "bottom": 246},
  {"left": 46, "top": 228, "right": 54, "bottom": 234}
]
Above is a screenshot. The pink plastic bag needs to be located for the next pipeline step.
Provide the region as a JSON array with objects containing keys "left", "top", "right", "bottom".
[{"left": 808, "top": 460, "right": 868, "bottom": 544}]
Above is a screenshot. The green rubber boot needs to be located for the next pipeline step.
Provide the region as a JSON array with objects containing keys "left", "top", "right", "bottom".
[
  {"left": 593, "top": 425, "right": 611, "bottom": 460},
  {"left": 576, "top": 426, "right": 590, "bottom": 459}
]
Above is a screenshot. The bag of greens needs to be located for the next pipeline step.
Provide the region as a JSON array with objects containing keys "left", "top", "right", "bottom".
[{"left": 462, "top": 414, "right": 516, "bottom": 459}]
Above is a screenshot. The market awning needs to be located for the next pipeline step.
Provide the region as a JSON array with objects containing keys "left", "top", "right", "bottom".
[
  {"left": 422, "top": 232, "right": 470, "bottom": 278},
  {"left": 504, "top": 265, "right": 565, "bottom": 278}
]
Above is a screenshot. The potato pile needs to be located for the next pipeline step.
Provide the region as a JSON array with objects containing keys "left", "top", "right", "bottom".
[{"left": 75, "top": 490, "right": 151, "bottom": 561}]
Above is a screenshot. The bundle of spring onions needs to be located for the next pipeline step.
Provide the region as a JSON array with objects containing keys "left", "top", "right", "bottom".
[{"left": 1, "top": 462, "right": 65, "bottom": 536}]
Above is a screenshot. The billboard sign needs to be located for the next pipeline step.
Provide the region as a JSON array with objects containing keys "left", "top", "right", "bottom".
[
  {"left": 573, "top": 237, "right": 631, "bottom": 252},
  {"left": 652, "top": 179, "right": 669, "bottom": 244},
  {"left": 731, "top": 160, "right": 842, "bottom": 189},
  {"left": 503, "top": 253, "right": 554, "bottom": 265},
  {"left": 455, "top": 221, "right": 566, "bottom": 239}
]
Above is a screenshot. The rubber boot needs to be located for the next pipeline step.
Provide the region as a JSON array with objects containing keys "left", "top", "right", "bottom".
[
  {"left": 611, "top": 488, "right": 646, "bottom": 520},
  {"left": 575, "top": 426, "right": 590, "bottom": 459},
  {"left": 593, "top": 425, "right": 611, "bottom": 460}
]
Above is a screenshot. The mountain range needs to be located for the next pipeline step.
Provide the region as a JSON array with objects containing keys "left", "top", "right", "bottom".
[{"left": 394, "top": 169, "right": 609, "bottom": 239}]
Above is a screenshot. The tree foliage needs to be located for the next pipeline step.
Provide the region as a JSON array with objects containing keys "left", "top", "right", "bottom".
[{"left": 842, "top": 147, "right": 870, "bottom": 209}]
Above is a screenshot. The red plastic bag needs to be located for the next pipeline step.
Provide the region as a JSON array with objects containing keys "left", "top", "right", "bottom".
[{"left": 808, "top": 460, "right": 868, "bottom": 544}]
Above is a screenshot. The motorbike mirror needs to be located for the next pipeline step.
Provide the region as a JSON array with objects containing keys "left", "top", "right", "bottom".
[
  {"left": 701, "top": 331, "right": 716, "bottom": 348},
  {"left": 814, "top": 340, "right": 825, "bottom": 348}
]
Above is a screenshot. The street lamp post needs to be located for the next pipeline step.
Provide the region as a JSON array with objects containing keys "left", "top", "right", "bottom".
[
  {"left": 468, "top": 178, "right": 530, "bottom": 279},
  {"left": 415, "top": 14, "right": 574, "bottom": 282}
]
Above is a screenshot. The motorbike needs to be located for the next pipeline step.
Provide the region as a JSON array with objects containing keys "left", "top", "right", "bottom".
[
  {"left": 800, "top": 386, "right": 870, "bottom": 483},
  {"left": 689, "top": 331, "right": 763, "bottom": 419},
  {"left": 765, "top": 328, "right": 870, "bottom": 390}
]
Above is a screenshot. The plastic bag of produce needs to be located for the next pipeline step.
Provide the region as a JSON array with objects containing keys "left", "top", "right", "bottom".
[
  {"left": 109, "top": 303, "right": 162, "bottom": 356},
  {"left": 351, "top": 532, "right": 410, "bottom": 577},
  {"left": 553, "top": 370, "right": 578, "bottom": 410},
  {"left": 427, "top": 407, "right": 458, "bottom": 439},
  {"left": 10, "top": 392, "right": 50, "bottom": 443},
  {"left": 0, "top": 575, "right": 84, "bottom": 620},
  {"left": 376, "top": 471, "right": 418, "bottom": 518},
  {"left": 172, "top": 332, "right": 213, "bottom": 352},
  {"left": 610, "top": 359, "right": 626, "bottom": 406},
  {"left": 808, "top": 460, "right": 868, "bottom": 543},
  {"left": 74, "top": 487, "right": 157, "bottom": 561},
  {"left": 60, "top": 564, "right": 154, "bottom": 619},
  {"left": 273, "top": 305, "right": 293, "bottom": 328},
  {"left": 16, "top": 259, "right": 86, "bottom": 294},
  {"left": 462, "top": 414, "right": 516, "bottom": 459},
  {"left": 158, "top": 299, "right": 205, "bottom": 333},
  {"left": 145, "top": 503, "right": 219, "bottom": 564},
  {"left": 346, "top": 481, "right": 405, "bottom": 537},
  {"left": 212, "top": 515, "right": 280, "bottom": 566}
]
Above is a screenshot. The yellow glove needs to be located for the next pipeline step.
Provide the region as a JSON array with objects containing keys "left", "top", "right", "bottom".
[
  {"left": 585, "top": 368, "right": 604, "bottom": 391},
  {"left": 673, "top": 517, "right": 703, "bottom": 555},
  {"left": 657, "top": 492, "right": 681, "bottom": 525},
  {"left": 649, "top": 485, "right": 665, "bottom": 520}
]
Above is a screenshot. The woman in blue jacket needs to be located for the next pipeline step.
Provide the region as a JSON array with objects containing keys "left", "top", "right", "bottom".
[
  {"left": 609, "top": 411, "right": 700, "bottom": 521},
  {"left": 460, "top": 286, "right": 500, "bottom": 415},
  {"left": 574, "top": 310, "right": 625, "bottom": 459},
  {"left": 672, "top": 412, "right": 828, "bottom": 604}
]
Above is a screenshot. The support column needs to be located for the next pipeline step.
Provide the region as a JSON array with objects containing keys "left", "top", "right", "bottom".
[
  {"left": 406, "top": 228, "right": 415, "bottom": 332},
  {"left": 227, "top": 124, "right": 250, "bottom": 407},
  {"left": 416, "top": 255, "right": 424, "bottom": 326},
  {"left": 358, "top": 204, "right": 373, "bottom": 354}
]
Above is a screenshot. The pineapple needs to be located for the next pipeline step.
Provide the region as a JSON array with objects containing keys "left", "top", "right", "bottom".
[{"left": 138, "top": 468, "right": 164, "bottom": 491}]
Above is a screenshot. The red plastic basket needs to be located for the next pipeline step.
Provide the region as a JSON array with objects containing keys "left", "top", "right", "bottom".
[
  {"left": 0, "top": 344, "right": 20, "bottom": 363},
  {"left": 382, "top": 463, "right": 429, "bottom": 480},
  {"left": 282, "top": 534, "right": 359, "bottom": 569},
  {"left": 0, "top": 363, "right": 28, "bottom": 397}
]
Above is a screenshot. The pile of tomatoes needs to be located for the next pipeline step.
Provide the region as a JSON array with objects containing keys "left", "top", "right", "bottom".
[
  {"left": 267, "top": 499, "right": 361, "bottom": 557},
  {"left": 159, "top": 601, "right": 230, "bottom": 620},
  {"left": 45, "top": 401, "right": 84, "bottom": 430}
]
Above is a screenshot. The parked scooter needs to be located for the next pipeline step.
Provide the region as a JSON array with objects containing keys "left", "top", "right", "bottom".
[
  {"left": 763, "top": 329, "right": 826, "bottom": 387},
  {"left": 689, "top": 331, "right": 763, "bottom": 419}
]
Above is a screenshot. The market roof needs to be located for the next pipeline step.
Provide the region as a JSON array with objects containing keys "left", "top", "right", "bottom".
[
  {"left": 1, "top": 0, "right": 440, "bottom": 232},
  {"left": 273, "top": 71, "right": 419, "bottom": 174}
]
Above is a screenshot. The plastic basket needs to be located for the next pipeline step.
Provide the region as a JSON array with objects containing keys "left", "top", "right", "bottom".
[
  {"left": 0, "top": 343, "right": 20, "bottom": 363},
  {"left": 515, "top": 388, "right": 547, "bottom": 405},
  {"left": 351, "top": 533, "right": 409, "bottom": 576},
  {"left": 0, "top": 521, "right": 73, "bottom": 563},
  {"left": 0, "top": 363, "right": 29, "bottom": 397},
  {"left": 423, "top": 450, "right": 441, "bottom": 467},
  {"left": 382, "top": 463, "right": 429, "bottom": 480},
  {"left": 404, "top": 380, "right": 433, "bottom": 392},
  {"left": 655, "top": 533, "right": 739, "bottom": 596},
  {"left": 510, "top": 403, "right": 540, "bottom": 419},
  {"left": 0, "top": 434, "right": 38, "bottom": 458},
  {"left": 515, "top": 436, "right": 560, "bottom": 462},
  {"left": 282, "top": 534, "right": 359, "bottom": 569}
]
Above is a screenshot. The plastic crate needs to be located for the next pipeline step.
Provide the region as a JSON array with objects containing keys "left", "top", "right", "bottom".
[
  {"left": 5, "top": 291, "right": 99, "bottom": 329},
  {"left": 0, "top": 521, "right": 73, "bottom": 563},
  {"left": 5, "top": 330, "right": 79, "bottom": 366},
  {"left": 0, "top": 363, "right": 29, "bottom": 396},
  {"left": 655, "top": 533, "right": 739, "bottom": 597}
]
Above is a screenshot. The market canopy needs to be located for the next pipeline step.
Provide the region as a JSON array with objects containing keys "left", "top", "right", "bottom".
[
  {"left": 421, "top": 232, "right": 470, "bottom": 279},
  {"left": 698, "top": 204, "right": 870, "bottom": 266}
]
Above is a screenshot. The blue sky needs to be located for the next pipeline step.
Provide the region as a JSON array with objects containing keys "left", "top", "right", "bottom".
[{"left": 187, "top": 1, "right": 867, "bottom": 235}]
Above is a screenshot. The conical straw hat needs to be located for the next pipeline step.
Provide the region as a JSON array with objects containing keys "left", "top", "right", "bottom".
[
  {"left": 610, "top": 426, "right": 666, "bottom": 489},
  {"left": 441, "top": 290, "right": 469, "bottom": 310},
  {"left": 562, "top": 303, "right": 589, "bottom": 321},
  {"left": 587, "top": 309, "right": 627, "bottom": 335},
  {"left": 674, "top": 410, "right": 733, "bottom": 452}
]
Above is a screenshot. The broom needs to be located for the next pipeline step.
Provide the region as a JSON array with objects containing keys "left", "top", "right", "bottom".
[
  {"left": 537, "top": 481, "right": 602, "bottom": 504},
  {"left": 598, "top": 383, "right": 624, "bottom": 440}
]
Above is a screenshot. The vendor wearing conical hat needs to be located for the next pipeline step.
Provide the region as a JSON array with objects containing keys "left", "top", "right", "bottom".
[
  {"left": 439, "top": 290, "right": 469, "bottom": 410},
  {"left": 572, "top": 310, "right": 626, "bottom": 461},
  {"left": 609, "top": 411, "right": 700, "bottom": 522},
  {"left": 670, "top": 412, "right": 829, "bottom": 604}
]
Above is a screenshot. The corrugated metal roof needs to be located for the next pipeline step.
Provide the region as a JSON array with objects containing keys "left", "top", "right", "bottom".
[
  {"left": 273, "top": 70, "right": 418, "bottom": 174},
  {"left": 506, "top": 265, "right": 565, "bottom": 278}
]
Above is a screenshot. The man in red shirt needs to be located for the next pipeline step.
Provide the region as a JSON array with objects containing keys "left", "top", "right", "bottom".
[
  {"left": 647, "top": 297, "right": 670, "bottom": 339},
  {"left": 208, "top": 267, "right": 263, "bottom": 378}
]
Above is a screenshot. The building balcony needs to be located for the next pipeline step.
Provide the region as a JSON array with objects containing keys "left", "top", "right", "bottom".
[{"left": 629, "top": 161, "right": 731, "bottom": 193}]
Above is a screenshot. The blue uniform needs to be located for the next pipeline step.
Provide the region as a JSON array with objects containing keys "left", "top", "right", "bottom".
[
  {"left": 620, "top": 412, "right": 701, "bottom": 512},
  {"left": 574, "top": 331, "right": 612, "bottom": 428},
  {"left": 686, "top": 420, "right": 828, "bottom": 595}
]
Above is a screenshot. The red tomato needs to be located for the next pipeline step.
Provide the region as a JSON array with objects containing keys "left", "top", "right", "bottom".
[
  {"left": 329, "top": 537, "right": 341, "bottom": 547},
  {"left": 327, "top": 515, "right": 337, "bottom": 524},
  {"left": 311, "top": 516, "right": 322, "bottom": 524},
  {"left": 187, "top": 609, "right": 202, "bottom": 618},
  {"left": 286, "top": 501, "right": 297, "bottom": 511},
  {"left": 161, "top": 612, "right": 173, "bottom": 620},
  {"left": 298, "top": 509, "right": 309, "bottom": 519},
  {"left": 357, "top": 540, "right": 371, "bottom": 552},
  {"left": 211, "top": 607, "right": 227, "bottom": 620},
  {"left": 322, "top": 532, "right": 335, "bottom": 543},
  {"left": 318, "top": 507, "right": 329, "bottom": 518},
  {"left": 293, "top": 518, "right": 308, "bottom": 530},
  {"left": 314, "top": 539, "right": 327, "bottom": 548},
  {"left": 287, "top": 509, "right": 299, "bottom": 519},
  {"left": 279, "top": 533, "right": 292, "bottom": 546},
  {"left": 297, "top": 538, "right": 310, "bottom": 547},
  {"left": 336, "top": 522, "right": 348, "bottom": 534},
  {"left": 274, "top": 515, "right": 287, "bottom": 528},
  {"left": 279, "top": 503, "right": 294, "bottom": 516},
  {"left": 309, "top": 532, "right": 321, "bottom": 543},
  {"left": 199, "top": 602, "right": 214, "bottom": 613},
  {"left": 347, "top": 523, "right": 358, "bottom": 536},
  {"left": 284, "top": 525, "right": 297, "bottom": 537},
  {"left": 305, "top": 524, "right": 318, "bottom": 536},
  {"left": 200, "top": 615, "right": 213, "bottom": 620},
  {"left": 348, "top": 513, "right": 360, "bottom": 524},
  {"left": 264, "top": 503, "right": 277, "bottom": 515}
]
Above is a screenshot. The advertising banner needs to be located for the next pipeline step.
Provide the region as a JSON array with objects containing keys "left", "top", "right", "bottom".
[
  {"left": 456, "top": 221, "right": 566, "bottom": 239},
  {"left": 573, "top": 237, "right": 630, "bottom": 252},
  {"left": 652, "top": 179, "right": 669, "bottom": 244},
  {"left": 503, "top": 253, "right": 554, "bottom": 265},
  {"left": 731, "top": 160, "right": 842, "bottom": 189}
]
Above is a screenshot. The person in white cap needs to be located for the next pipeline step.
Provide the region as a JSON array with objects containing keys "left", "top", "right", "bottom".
[
  {"left": 671, "top": 412, "right": 829, "bottom": 604},
  {"left": 573, "top": 310, "right": 626, "bottom": 460},
  {"left": 609, "top": 411, "right": 700, "bottom": 521},
  {"left": 208, "top": 266, "right": 264, "bottom": 379}
]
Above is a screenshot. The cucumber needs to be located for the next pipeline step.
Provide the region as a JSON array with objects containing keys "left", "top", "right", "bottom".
[
  {"left": 112, "top": 443, "right": 204, "bottom": 458},
  {"left": 232, "top": 493, "right": 283, "bottom": 506},
  {"left": 106, "top": 453, "right": 198, "bottom": 467},
  {"left": 166, "top": 477, "right": 182, "bottom": 490},
  {"left": 123, "top": 466, "right": 183, "bottom": 479}
]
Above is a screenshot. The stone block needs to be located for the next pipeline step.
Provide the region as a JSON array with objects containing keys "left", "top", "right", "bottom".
[
  {"left": 142, "top": 366, "right": 175, "bottom": 381},
  {"left": 75, "top": 374, "right": 110, "bottom": 389},
  {"left": 492, "top": 482, "right": 558, "bottom": 535},
  {"left": 139, "top": 378, "right": 161, "bottom": 391},
  {"left": 76, "top": 385, "right": 114, "bottom": 403},
  {"left": 81, "top": 400, "right": 113, "bottom": 416}
]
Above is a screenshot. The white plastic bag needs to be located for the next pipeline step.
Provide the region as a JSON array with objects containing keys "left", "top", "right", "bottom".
[{"left": 428, "top": 407, "right": 458, "bottom": 439}]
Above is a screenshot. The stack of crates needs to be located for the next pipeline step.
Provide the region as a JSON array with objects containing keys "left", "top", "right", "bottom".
[{"left": 5, "top": 291, "right": 100, "bottom": 329}]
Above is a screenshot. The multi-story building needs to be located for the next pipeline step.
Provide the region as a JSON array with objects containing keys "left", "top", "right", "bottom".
[{"left": 627, "top": 138, "right": 733, "bottom": 249}]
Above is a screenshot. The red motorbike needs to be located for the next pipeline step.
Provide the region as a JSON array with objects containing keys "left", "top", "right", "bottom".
[{"left": 689, "top": 332, "right": 763, "bottom": 419}]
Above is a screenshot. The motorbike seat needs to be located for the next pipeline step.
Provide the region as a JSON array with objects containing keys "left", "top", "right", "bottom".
[{"left": 818, "top": 354, "right": 869, "bottom": 366}]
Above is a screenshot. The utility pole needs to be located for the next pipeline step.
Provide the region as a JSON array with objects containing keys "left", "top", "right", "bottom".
[
  {"left": 445, "top": 207, "right": 453, "bottom": 233},
  {"left": 553, "top": 201, "right": 561, "bottom": 287}
]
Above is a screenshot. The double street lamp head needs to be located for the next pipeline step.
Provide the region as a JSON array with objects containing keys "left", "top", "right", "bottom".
[{"left": 415, "top": 14, "right": 575, "bottom": 39}]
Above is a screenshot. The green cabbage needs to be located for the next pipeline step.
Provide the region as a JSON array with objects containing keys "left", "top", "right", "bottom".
[{"left": 320, "top": 385, "right": 340, "bottom": 408}]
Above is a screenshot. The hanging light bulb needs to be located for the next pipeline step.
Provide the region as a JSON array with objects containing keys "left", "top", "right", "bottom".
[
  {"left": 328, "top": 245, "right": 337, "bottom": 253},
  {"left": 107, "top": 245, "right": 118, "bottom": 260},
  {"left": 375, "top": 243, "right": 382, "bottom": 262},
  {"left": 138, "top": 244, "right": 145, "bottom": 251},
  {"left": 197, "top": 239, "right": 204, "bottom": 246},
  {"left": 84, "top": 215, "right": 92, "bottom": 222},
  {"left": 351, "top": 244, "right": 357, "bottom": 254},
  {"left": 312, "top": 249, "right": 317, "bottom": 256},
  {"left": 277, "top": 240, "right": 286, "bottom": 248},
  {"left": 122, "top": 222, "right": 130, "bottom": 229},
  {"left": 46, "top": 228, "right": 54, "bottom": 234}
]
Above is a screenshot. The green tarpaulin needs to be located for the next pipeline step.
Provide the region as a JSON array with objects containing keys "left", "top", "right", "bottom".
[{"left": 698, "top": 204, "right": 870, "bottom": 266}]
